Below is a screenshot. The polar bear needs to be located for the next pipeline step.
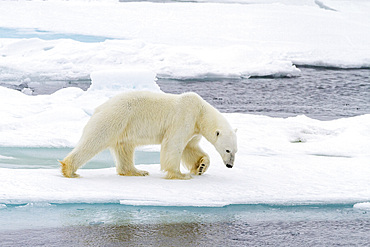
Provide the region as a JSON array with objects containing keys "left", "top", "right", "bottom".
[{"left": 60, "top": 91, "right": 237, "bottom": 179}]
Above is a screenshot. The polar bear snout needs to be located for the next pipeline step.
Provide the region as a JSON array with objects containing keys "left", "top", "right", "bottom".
[{"left": 224, "top": 153, "right": 235, "bottom": 168}]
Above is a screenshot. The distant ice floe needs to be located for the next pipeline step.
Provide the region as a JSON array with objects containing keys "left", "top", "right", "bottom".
[
  {"left": 16, "top": 202, "right": 55, "bottom": 208},
  {"left": 0, "top": 155, "right": 15, "bottom": 160},
  {"left": 0, "top": 0, "right": 369, "bottom": 82},
  {"left": 90, "top": 69, "right": 159, "bottom": 93},
  {"left": 354, "top": 202, "right": 370, "bottom": 211}
]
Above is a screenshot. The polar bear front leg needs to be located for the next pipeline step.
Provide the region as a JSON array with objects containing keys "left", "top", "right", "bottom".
[
  {"left": 181, "top": 136, "right": 210, "bottom": 175},
  {"left": 111, "top": 142, "right": 149, "bottom": 176},
  {"left": 160, "top": 139, "right": 191, "bottom": 180}
]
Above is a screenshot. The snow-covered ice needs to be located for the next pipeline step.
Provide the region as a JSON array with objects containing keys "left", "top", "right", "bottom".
[
  {"left": 1, "top": 145, "right": 370, "bottom": 206},
  {"left": 354, "top": 202, "right": 370, "bottom": 211},
  {"left": 1, "top": 0, "right": 369, "bottom": 81},
  {"left": 0, "top": 71, "right": 369, "bottom": 206},
  {"left": 0, "top": 0, "right": 369, "bottom": 207}
]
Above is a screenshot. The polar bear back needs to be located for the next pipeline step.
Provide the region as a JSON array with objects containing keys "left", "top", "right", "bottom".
[{"left": 91, "top": 91, "right": 203, "bottom": 146}]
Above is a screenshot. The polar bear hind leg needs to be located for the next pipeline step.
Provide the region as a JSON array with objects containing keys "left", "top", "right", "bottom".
[
  {"left": 181, "top": 136, "right": 210, "bottom": 175},
  {"left": 60, "top": 114, "right": 116, "bottom": 178},
  {"left": 60, "top": 139, "right": 107, "bottom": 178},
  {"left": 111, "top": 142, "right": 149, "bottom": 176}
]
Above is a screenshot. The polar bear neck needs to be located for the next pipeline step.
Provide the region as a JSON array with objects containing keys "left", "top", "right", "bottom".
[{"left": 198, "top": 101, "right": 229, "bottom": 145}]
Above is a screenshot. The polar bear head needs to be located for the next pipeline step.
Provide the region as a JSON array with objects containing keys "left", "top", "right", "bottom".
[{"left": 214, "top": 128, "right": 238, "bottom": 168}]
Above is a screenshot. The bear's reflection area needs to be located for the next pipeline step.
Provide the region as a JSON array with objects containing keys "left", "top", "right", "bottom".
[{"left": 2, "top": 220, "right": 370, "bottom": 246}]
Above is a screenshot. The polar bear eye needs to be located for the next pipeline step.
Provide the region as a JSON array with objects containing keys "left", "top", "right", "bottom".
[{"left": 226, "top": 150, "right": 230, "bottom": 153}]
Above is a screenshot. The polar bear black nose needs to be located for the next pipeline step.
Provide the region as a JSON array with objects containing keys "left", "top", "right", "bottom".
[{"left": 226, "top": 164, "right": 233, "bottom": 168}]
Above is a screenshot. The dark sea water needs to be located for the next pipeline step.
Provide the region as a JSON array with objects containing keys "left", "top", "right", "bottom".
[
  {"left": 2, "top": 220, "right": 370, "bottom": 246},
  {"left": 1, "top": 204, "right": 370, "bottom": 246},
  {"left": 158, "top": 67, "right": 370, "bottom": 120},
  {"left": 5, "top": 67, "right": 369, "bottom": 120}
]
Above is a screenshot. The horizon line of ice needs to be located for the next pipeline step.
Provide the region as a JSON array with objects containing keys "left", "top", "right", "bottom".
[{"left": 2, "top": 201, "right": 370, "bottom": 209}]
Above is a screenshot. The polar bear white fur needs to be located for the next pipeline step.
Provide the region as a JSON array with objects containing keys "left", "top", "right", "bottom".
[{"left": 60, "top": 91, "right": 237, "bottom": 179}]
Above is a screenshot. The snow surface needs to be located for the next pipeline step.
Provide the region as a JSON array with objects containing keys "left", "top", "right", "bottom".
[
  {"left": 0, "top": 71, "right": 369, "bottom": 206},
  {"left": 1, "top": 147, "right": 370, "bottom": 206},
  {"left": 0, "top": 0, "right": 370, "bottom": 207},
  {"left": 0, "top": 0, "right": 370, "bottom": 82},
  {"left": 354, "top": 202, "right": 370, "bottom": 211}
]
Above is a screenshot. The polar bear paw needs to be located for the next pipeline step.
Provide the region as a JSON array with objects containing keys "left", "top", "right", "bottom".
[
  {"left": 134, "top": 169, "right": 150, "bottom": 176},
  {"left": 59, "top": 160, "right": 80, "bottom": 178},
  {"left": 195, "top": 157, "right": 210, "bottom": 175},
  {"left": 118, "top": 169, "right": 149, "bottom": 177},
  {"left": 197, "top": 163, "right": 207, "bottom": 175},
  {"left": 165, "top": 171, "right": 192, "bottom": 180}
]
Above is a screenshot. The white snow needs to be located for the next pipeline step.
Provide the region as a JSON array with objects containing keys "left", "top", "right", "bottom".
[
  {"left": 0, "top": 155, "right": 15, "bottom": 160},
  {"left": 1, "top": 148, "right": 370, "bottom": 206},
  {"left": 0, "top": 89, "right": 369, "bottom": 207},
  {"left": 0, "top": 0, "right": 369, "bottom": 81},
  {"left": 90, "top": 69, "right": 159, "bottom": 92},
  {"left": 0, "top": 88, "right": 369, "bottom": 206},
  {"left": 354, "top": 202, "right": 370, "bottom": 211},
  {"left": 0, "top": 0, "right": 369, "bottom": 207}
]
